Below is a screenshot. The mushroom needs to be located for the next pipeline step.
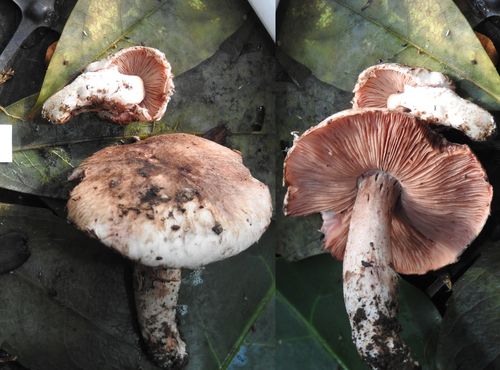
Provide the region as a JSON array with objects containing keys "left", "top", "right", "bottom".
[
  {"left": 66, "top": 133, "right": 272, "bottom": 368},
  {"left": 283, "top": 108, "right": 492, "bottom": 369},
  {"left": 42, "top": 46, "right": 174, "bottom": 124},
  {"left": 352, "top": 63, "right": 496, "bottom": 141}
]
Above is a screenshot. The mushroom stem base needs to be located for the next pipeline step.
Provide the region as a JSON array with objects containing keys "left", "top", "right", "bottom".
[
  {"left": 343, "top": 170, "right": 420, "bottom": 370},
  {"left": 133, "top": 265, "right": 188, "bottom": 369}
]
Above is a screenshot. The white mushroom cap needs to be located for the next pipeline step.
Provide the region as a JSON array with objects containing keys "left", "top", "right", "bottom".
[{"left": 67, "top": 133, "right": 272, "bottom": 269}]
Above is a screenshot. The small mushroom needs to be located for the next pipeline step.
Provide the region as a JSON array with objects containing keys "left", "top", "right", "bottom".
[
  {"left": 67, "top": 133, "right": 272, "bottom": 368},
  {"left": 42, "top": 46, "right": 174, "bottom": 124},
  {"left": 352, "top": 63, "right": 496, "bottom": 141},
  {"left": 283, "top": 108, "right": 492, "bottom": 369}
]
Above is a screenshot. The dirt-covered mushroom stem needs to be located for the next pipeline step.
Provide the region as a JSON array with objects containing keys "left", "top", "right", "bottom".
[
  {"left": 343, "top": 170, "right": 420, "bottom": 369},
  {"left": 387, "top": 86, "right": 495, "bottom": 141},
  {"left": 133, "top": 266, "right": 188, "bottom": 369},
  {"left": 42, "top": 67, "right": 145, "bottom": 124}
]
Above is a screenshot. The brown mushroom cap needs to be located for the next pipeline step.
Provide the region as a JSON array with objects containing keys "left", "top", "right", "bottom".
[
  {"left": 67, "top": 133, "right": 272, "bottom": 269},
  {"left": 352, "top": 63, "right": 454, "bottom": 108},
  {"left": 284, "top": 108, "right": 492, "bottom": 274},
  {"left": 85, "top": 46, "right": 175, "bottom": 122}
]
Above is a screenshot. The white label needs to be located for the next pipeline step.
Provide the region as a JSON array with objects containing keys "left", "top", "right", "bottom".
[{"left": 0, "top": 125, "right": 12, "bottom": 162}]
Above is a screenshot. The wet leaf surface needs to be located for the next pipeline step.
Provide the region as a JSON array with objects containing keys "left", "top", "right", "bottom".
[
  {"left": 0, "top": 204, "right": 275, "bottom": 370},
  {"left": 276, "top": 255, "right": 441, "bottom": 369},
  {"left": 436, "top": 240, "right": 500, "bottom": 370},
  {"left": 278, "top": 0, "right": 500, "bottom": 110}
]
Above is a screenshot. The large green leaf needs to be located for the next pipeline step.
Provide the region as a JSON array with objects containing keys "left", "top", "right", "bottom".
[
  {"left": 278, "top": 0, "right": 500, "bottom": 110},
  {"left": 276, "top": 255, "right": 441, "bottom": 369},
  {"left": 33, "top": 0, "right": 250, "bottom": 112},
  {"left": 0, "top": 204, "right": 275, "bottom": 370},
  {"left": 436, "top": 240, "right": 500, "bottom": 369}
]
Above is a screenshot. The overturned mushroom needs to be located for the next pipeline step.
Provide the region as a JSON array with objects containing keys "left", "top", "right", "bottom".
[
  {"left": 283, "top": 108, "right": 492, "bottom": 369},
  {"left": 352, "top": 63, "right": 496, "bottom": 141},
  {"left": 42, "top": 46, "right": 174, "bottom": 124},
  {"left": 67, "top": 133, "right": 272, "bottom": 368}
]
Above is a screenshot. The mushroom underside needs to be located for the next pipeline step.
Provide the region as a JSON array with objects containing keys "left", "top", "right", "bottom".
[
  {"left": 352, "top": 64, "right": 496, "bottom": 141},
  {"left": 84, "top": 46, "right": 175, "bottom": 122},
  {"left": 352, "top": 64, "right": 454, "bottom": 109},
  {"left": 283, "top": 109, "right": 492, "bottom": 275},
  {"left": 283, "top": 108, "right": 492, "bottom": 369},
  {"left": 42, "top": 46, "right": 175, "bottom": 124}
]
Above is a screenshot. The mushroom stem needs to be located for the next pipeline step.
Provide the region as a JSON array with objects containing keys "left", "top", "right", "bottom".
[
  {"left": 42, "top": 67, "right": 145, "bottom": 124},
  {"left": 387, "top": 85, "right": 495, "bottom": 141},
  {"left": 133, "top": 265, "right": 189, "bottom": 369},
  {"left": 343, "top": 170, "right": 420, "bottom": 370}
]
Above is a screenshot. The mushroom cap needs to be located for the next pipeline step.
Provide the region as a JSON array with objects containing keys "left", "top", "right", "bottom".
[
  {"left": 352, "top": 63, "right": 454, "bottom": 108},
  {"left": 67, "top": 133, "right": 272, "bottom": 269},
  {"left": 283, "top": 108, "right": 492, "bottom": 274},
  {"left": 85, "top": 46, "right": 175, "bottom": 123}
]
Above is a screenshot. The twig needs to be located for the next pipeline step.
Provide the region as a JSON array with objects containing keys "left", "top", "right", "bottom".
[
  {"left": 361, "top": 0, "right": 373, "bottom": 11},
  {"left": 0, "top": 106, "right": 25, "bottom": 121},
  {"left": 0, "top": 68, "right": 14, "bottom": 86}
]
